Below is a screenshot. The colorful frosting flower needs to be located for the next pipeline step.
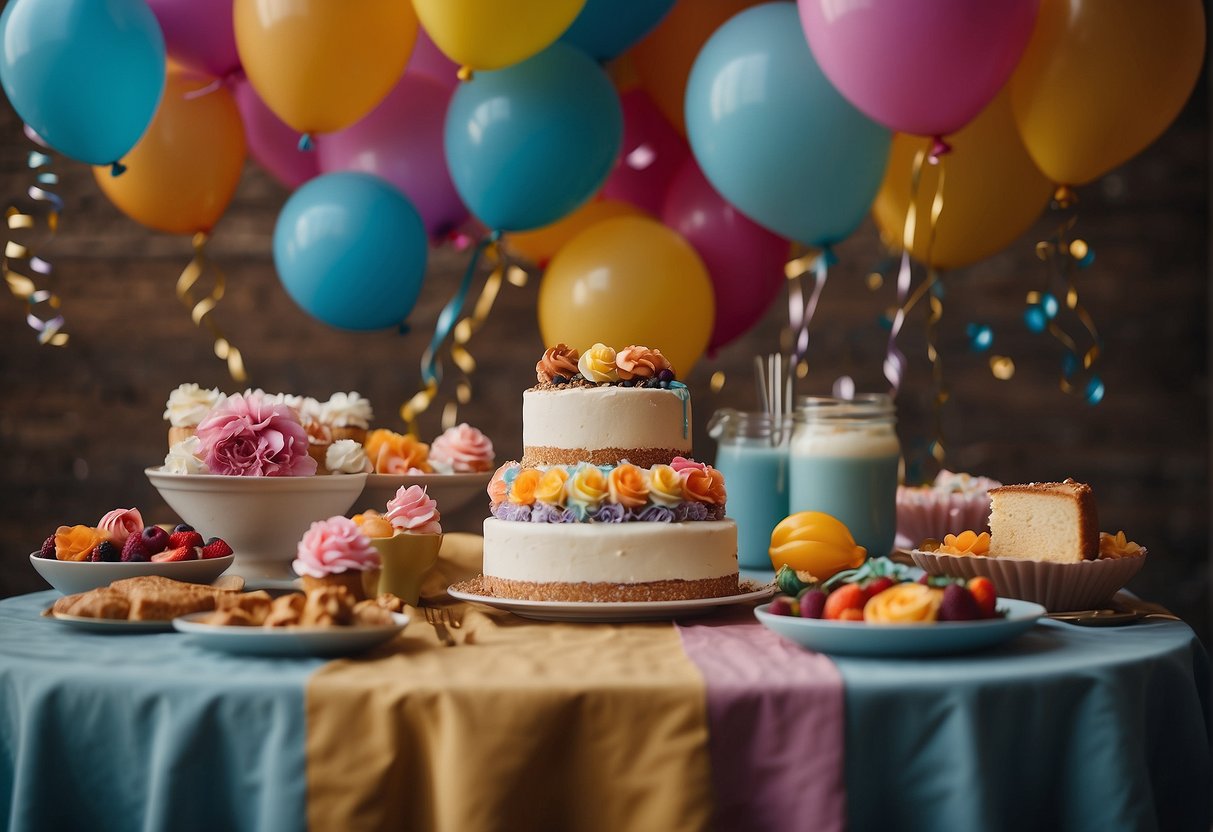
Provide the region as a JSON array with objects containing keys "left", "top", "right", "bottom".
[
  {"left": 615, "top": 345, "right": 671, "bottom": 381},
  {"left": 508, "top": 468, "right": 543, "bottom": 506},
  {"left": 706, "top": 468, "right": 727, "bottom": 505},
  {"left": 534, "top": 467, "right": 570, "bottom": 505},
  {"left": 936, "top": 530, "right": 991, "bottom": 557},
  {"left": 325, "top": 439, "right": 372, "bottom": 474},
  {"left": 864, "top": 584, "right": 943, "bottom": 624},
  {"left": 97, "top": 508, "right": 144, "bottom": 548},
  {"left": 593, "top": 503, "right": 626, "bottom": 523},
  {"left": 567, "top": 465, "right": 608, "bottom": 518},
  {"left": 648, "top": 465, "right": 684, "bottom": 507},
  {"left": 531, "top": 503, "right": 577, "bottom": 523},
  {"left": 55, "top": 525, "right": 107, "bottom": 561},
  {"left": 292, "top": 516, "right": 380, "bottom": 578},
  {"left": 680, "top": 467, "right": 717, "bottom": 504},
  {"left": 385, "top": 485, "right": 442, "bottom": 535},
  {"left": 536, "top": 343, "right": 580, "bottom": 383},
  {"left": 1099, "top": 531, "right": 1144, "bottom": 559},
  {"left": 352, "top": 510, "right": 395, "bottom": 539},
  {"left": 430, "top": 423, "right": 495, "bottom": 473},
  {"left": 365, "top": 429, "right": 432, "bottom": 474},
  {"left": 577, "top": 343, "right": 620, "bottom": 383},
  {"left": 487, "top": 462, "right": 517, "bottom": 508},
  {"left": 163, "top": 383, "right": 224, "bottom": 427},
  {"left": 195, "top": 392, "right": 317, "bottom": 477},
  {"left": 670, "top": 456, "right": 707, "bottom": 474},
  {"left": 633, "top": 505, "right": 675, "bottom": 523},
  {"left": 319, "top": 392, "right": 374, "bottom": 429},
  {"left": 608, "top": 463, "right": 650, "bottom": 509}
]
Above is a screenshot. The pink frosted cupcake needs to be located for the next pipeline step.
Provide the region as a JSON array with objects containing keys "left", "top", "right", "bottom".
[
  {"left": 429, "top": 423, "right": 495, "bottom": 474},
  {"left": 373, "top": 485, "right": 443, "bottom": 605},
  {"left": 292, "top": 515, "right": 381, "bottom": 601},
  {"left": 896, "top": 470, "right": 1002, "bottom": 550}
]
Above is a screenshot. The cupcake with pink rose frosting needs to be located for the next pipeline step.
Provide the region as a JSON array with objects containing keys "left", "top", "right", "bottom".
[
  {"left": 896, "top": 469, "right": 1002, "bottom": 550},
  {"left": 385, "top": 485, "right": 443, "bottom": 534},
  {"left": 366, "top": 485, "right": 444, "bottom": 605},
  {"left": 193, "top": 391, "right": 317, "bottom": 477},
  {"left": 292, "top": 515, "right": 381, "bottom": 601},
  {"left": 429, "top": 423, "right": 495, "bottom": 474}
]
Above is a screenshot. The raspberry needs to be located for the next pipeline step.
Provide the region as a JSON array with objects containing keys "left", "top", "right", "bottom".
[
  {"left": 140, "top": 526, "right": 170, "bottom": 554},
  {"left": 89, "top": 541, "right": 120, "bottom": 563},
  {"left": 168, "top": 530, "right": 204, "bottom": 550},
  {"left": 151, "top": 545, "right": 198, "bottom": 563},
  {"left": 121, "top": 534, "right": 152, "bottom": 563},
  {"left": 200, "top": 538, "right": 233, "bottom": 560},
  {"left": 38, "top": 535, "right": 56, "bottom": 559}
]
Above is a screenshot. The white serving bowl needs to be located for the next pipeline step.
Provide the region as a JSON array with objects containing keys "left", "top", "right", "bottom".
[
  {"left": 146, "top": 468, "right": 368, "bottom": 579},
  {"left": 29, "top": 552, "right": 235, "bottom": 596},
  {"left": 354, "top": 472, "right": 491, "bottom": 528}
]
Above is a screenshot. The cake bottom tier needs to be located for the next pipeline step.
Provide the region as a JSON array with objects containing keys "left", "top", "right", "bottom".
[{"left": 482, "top": 517, "right": 739, "bottom": 602}]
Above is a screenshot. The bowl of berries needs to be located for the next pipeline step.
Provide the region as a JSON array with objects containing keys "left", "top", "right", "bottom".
[{"left": 29, "top": 507, "right": 235, "bottom": 595}]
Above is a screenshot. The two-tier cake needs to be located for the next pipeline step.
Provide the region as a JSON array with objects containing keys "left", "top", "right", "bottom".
[{"left": 481, "top": 343, "right": 739, "bottom": 602}]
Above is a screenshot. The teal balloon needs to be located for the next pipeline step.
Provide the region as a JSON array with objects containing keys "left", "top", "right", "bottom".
[
  {"left": 445, "top": 43, "right": 622, "bottom": 232},
  {"left": 560, "top": 0, "right": 676, "bottom": 61},
  {"left": 273, "top": 173, "right": 428, "bottom": 331},
  {"left": 684, "top": 3, "right": 891, "bottom": 247},
  {"left": 0, "top": 0, "right": 165, "bottom": 167}
]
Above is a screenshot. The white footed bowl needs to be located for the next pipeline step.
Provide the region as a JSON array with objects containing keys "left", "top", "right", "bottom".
[
  {"left": 146, "top": 468, "right": 368, "bottom": 579},
  {"left": 355, "top": 472, "right": 491, "bottom": 528},
  {"left": 30, "top": 552, "right": 235, "bottom": 596}
]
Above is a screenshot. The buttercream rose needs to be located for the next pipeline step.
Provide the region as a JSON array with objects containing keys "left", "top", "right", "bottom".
[
  {"left": 534, "top": 467, "right": 570, "bottom": 505},
  {"left": 508, "top": 469, "right": 543, "bottom": 506},
  {"left": 195, "top": 392, "right": 317, "bottom": 477},
  {"left": 385, "top": 485, "right": 442, "bottom": 534},
  {"left": 567, "top": 465, "right": 608, "bottom": 518},
  {"left": 292, "top": 516, "right": 380, "bottom": 578},
  {"left": 536, "top": 344, "right": 580, "bottom": 383},
  {"left": 615, "top": 345, "right": 671, "bottom": 381},
  {"left": 487, "top": 463, "right": 516, "bottom": 508},
  {"left": 670, "top": 456, "right": 707, "bottom": 474},
  {"left": 680, "top": 467, "right": 716, "bottom": 504},
  {"left": 430, "top": 423, "right": 495, "bottom": 473},
  {"left": 608, "top": 463, "right": 649, "bottom": 508},
  {"left": 365, "top": 429, "right": 432, "bottom": 474},
  {"left": 97, "top": 508, "right": 144, "bottom": 548},
  {"left": 648, "top": 465, "right": 684, "bottom": 507},
  {"left": 578, "top": 343, "right": 620, "bottom": 383}
]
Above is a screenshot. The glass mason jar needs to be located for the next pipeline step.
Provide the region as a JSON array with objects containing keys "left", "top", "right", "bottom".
[
  {"left": 708, "top": 409, "right": 790, "bottom": 570},
  {"left": 789, "top": 395, "right": 900, "bottom": 558}
]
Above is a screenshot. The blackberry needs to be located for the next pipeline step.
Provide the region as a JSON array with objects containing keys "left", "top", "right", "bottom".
[
  {"left": 93, "top": 541, "right": 120, "bottom": 563},
  {"left": 173, "top": 523, "right": 195, "bottom": 534},
  {"left": 38, "top": 535, "right": 56, "bottom": 559}
]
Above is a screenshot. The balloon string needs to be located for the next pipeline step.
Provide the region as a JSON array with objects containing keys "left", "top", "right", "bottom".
[
  {"left": 175, "top": 231, "right": 247, "bottom": 382},
  {"left": 4, "top": 143, "right": 68, "bottom": 346},
  {"left": 402, "top": 231, "right": 500, "bottom": 434},
  {"left": 785, "top": 246, "right": 834, "bottom": 376},
  {"left": 883, "top": 144, "right": 930, "bottom": 394},
  {"left": 923, "top": 159, "right": 947, "bottom": 465}
]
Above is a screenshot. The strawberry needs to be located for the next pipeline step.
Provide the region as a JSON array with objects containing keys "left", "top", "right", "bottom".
[
  {"left": 837, "top": 608, "right": 864, "bottom": 622},
  {"left": 121, "top": 534, "right": 152, "bottom": 563},
  {"left": 200, "top": 537, "right": 233, "bottom": 559},
  {"left": 823, "top": 584, "right": 867, "bottom": 620},
  {"left": 168, "top": 530, "right": 204, "bottom": 550},
  {"left": 151, "top": 545, "right": 199, "bottom": 563},
  {"left": 967, "top": 577, "right": 998, "bottom": 619},
  {"left": 864, "top": 576, "right": 896, "bottom": 600},
  {"left": 937, "top": 584, "right": 981, "bottom": 621},
  {"left": 38, "top": 535, "right": 56, "bottom": 559}
]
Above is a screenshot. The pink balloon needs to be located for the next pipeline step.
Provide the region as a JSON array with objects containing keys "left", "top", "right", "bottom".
[
  {"left": 406, "top": 29, "right": 460, "bottom": 93},
  {"left": 316, "top": 74, "right": 468, "bottom": 239},
  {"left": 147, "top": 0, "right": 240, "bottom": 79},
  {"left": 233, "top": 79, "right": 319, "bottom": 190},
  {"left": 601, "top": 89, "right": 688, "bottom": 216},
  {"left": 662, "top": 158, "right": 788, "bottom": 351},
  {"left": 799, "top": 0, "right": 1038, "bottom": 137}
]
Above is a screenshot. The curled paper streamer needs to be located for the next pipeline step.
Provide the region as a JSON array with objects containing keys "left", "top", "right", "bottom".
[
  {"left": 786, "top": 246, "right": 835, "bottom": 377},
  {"left": 176, "top": 232, "right": 247, "bottom": 382},
  {"left": 4, "top": 143, "right": 68, "bottom": 346}
]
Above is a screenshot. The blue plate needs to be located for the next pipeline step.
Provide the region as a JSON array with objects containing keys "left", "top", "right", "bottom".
[{"left": 754, "top": 598, "right": 1045, "bottom": 657}]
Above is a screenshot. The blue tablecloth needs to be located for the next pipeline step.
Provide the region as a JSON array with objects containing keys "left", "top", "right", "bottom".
[{"left": 1, "top": 590, "right": 1209, "bottom": 831}]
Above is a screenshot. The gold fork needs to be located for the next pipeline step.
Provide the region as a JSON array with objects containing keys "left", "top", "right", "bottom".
[{"left": 424, "top": 607, "right": 461, "bottom": 646}]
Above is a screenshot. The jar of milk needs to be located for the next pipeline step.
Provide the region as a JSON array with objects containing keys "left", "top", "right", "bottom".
[
  {"left": 708, "top": 409, "right": 789, "bottom": 570},
  {"left": 789, "top": 395, "right": 900, "bottom": 558}
]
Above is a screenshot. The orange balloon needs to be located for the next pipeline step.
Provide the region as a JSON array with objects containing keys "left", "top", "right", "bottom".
[
  {"left": 1010, "top": 0, "right": 1205, "bottom": 185},
  {"left": 629, "top": 0, "right": 766, "bottom": 134},
  {"left": 506, "top": 199, "right": 647, "bottom": 265},
  {"left": 872, "top": 89, "right": 1053, "bottom": 270},
  {"left": 94, "top": 71, "right": 245, "bottom": 234}
]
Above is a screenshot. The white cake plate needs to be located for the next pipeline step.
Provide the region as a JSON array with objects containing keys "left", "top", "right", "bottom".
[{"left": 447, "top": 581, "right": 776, "bottom": 623}]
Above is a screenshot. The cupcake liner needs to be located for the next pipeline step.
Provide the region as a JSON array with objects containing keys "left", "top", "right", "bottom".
[
  {"left": 895, "top": 492, "right": 991, "bottom": 550},
  {"left": 910, "top": 549, "right": 1147, "bottom": 612}
]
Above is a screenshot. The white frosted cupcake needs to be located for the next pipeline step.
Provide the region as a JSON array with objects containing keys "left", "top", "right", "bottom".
[
  {"left": 896, "top": 470, "right": 1001, "bottom": 550},
  {"left": 163, "top": 383, "right": 224, "bottom": 449}
]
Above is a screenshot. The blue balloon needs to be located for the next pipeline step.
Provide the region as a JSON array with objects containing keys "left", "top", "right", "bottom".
[
  {"left": 0, "top": 0, "right": 165, "bottom": 167},
  {"left": 445, "top": 43, "right": 623, "bottom": 232},
  {"left": 560, "top": 0, "right": 676, "bottom": 61},
  {"left": 273, "top": 173, "right": 428, "bottom": 331},
  {"left": 685, "top": 3, "right": 891, "bottom": 247}
]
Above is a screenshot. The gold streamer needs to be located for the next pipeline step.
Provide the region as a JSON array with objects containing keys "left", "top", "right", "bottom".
[
  {"left": 4, "top": 146, "right": 68, "bottom": 346},
  {"left": 175, "top": 232, "right": 247, "bottom": 383}
]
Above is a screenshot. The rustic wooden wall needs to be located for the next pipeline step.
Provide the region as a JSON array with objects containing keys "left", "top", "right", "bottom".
[{"left": 0, "top": 85, "right": 1207, "bottom": 639}]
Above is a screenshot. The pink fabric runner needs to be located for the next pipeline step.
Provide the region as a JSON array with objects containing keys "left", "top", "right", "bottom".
[{"left": 677, "top": 612, "right": 846, "bottom": 832}]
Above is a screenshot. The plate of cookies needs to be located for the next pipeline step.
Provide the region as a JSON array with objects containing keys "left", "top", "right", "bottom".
[
  {"left": 172, "top": 585, "right": 409, "bottom": 657},
  {"left": 43, "top": 575, "right": 247, "bottom": 632}
]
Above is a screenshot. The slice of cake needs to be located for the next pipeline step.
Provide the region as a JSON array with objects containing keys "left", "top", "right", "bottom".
[{"left": 987, "top": 480, "right": 1099, "bottom": 562}]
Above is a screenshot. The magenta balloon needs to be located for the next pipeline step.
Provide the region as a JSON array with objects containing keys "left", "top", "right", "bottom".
[
  {"left": 146, "top": 0, "right": 240, "bottom": 78},
  {"left": 600, "top": 88, "right": 688, "bottom": 216},
  {"left": 316, "top": 74, "right": 467, "bottom": 239},
  {"left": 661, "top": 158, "right": 788, "bottom": 351},
  {"left": 233, "top": 79, "right": 319, "bottom": 190},
  {"left": 406, "top": 28, "right": 459, "bottom": 93},
  {"left": 799, "top": 0, "right": 1038, "bottom": 137}
]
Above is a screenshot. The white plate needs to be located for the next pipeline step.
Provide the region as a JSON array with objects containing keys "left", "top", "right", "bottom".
[
  {"left": 30, "top": 552, "right": 236, "bottom": 596},
  {"left": 754, "top": 597, "right": 1045, "bottom": 657},
  {"left": 447, "top": 581, "right": 776, "bottom": 622},
  {"left": 356, "top": 472, "right": 491, "bottom": 518},
  {"left": 172, "top": 612, "right": 409, "bottom": 656},
  {"left": 41, "top": 608, "right": 177, "bottom": 633}
]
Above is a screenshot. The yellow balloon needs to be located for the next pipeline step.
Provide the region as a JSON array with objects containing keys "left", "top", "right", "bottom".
[
  {"left": 412, "top": 0, "right": 586, "bottom": 71},
  {"left": 235, "top": 0, "right": 417, "bottom": 134},
  {"left": 872, "top": 89, "right": 1053, "bottom": 270},
  {"left": 539, "top": 216, "right": 713, "bottom": 373},
  {"left": 507, "top": 199, "right": 647, "bottom": 266},
  {"left": 1010, "top": 0, "right": 1205, "bottom": 186},
  {"left": 94, "top": 71, "right": 245, "bottom": 234}
]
